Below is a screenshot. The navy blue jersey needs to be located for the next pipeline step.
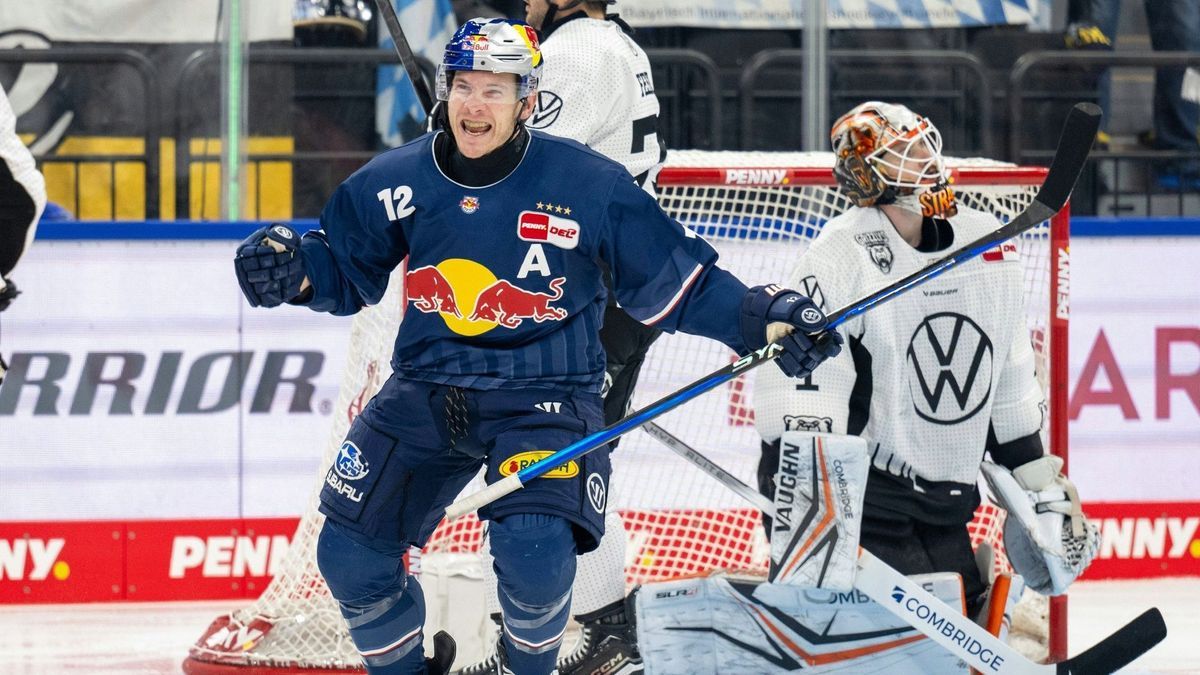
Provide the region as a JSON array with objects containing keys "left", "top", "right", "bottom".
[{"left": 299, "top": 130, "right": 749, "bottom": 390}]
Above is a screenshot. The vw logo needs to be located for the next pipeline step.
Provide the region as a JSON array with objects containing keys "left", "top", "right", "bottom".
[{"left": 905, "top": 312, "right": 994, "bottom": 425}]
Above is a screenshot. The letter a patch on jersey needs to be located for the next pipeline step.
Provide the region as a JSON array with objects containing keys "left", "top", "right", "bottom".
[{"left": 519, "top": 211, "right": 580, "bottom": 250}]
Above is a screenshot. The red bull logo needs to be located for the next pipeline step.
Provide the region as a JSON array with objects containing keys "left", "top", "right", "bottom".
[
  {"left": 460, "top": 196, "right": 480, "bottom": 214},
  {"left": 405, "top": 259, "right": 568, "bottom": 336},
  {"left": 407, "top": 265, "right": 464, "bottom": 318},
  {"left": 500, "top": 450, "right": 578, "bottom": 478},
  {"left": 469, "top": 277, "right": 567, "bottom": 328}
]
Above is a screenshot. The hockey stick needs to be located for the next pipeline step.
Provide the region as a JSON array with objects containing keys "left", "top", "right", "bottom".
[
  {"left": 642, "top": 422, "right": 775, "bottom": 514},
  {"left": 640, "top": 425, "right": 1167, "bottom": 674},
  {"left": 443, "top": 102, "right": 1102, "bottom": 520},
  {"left": 372, "top": 0, "right": 435, "bottom": 114}
]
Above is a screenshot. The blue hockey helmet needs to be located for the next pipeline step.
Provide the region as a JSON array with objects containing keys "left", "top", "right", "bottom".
[{"left": 436, "top": 18, "right": 543, "bottom": 101}]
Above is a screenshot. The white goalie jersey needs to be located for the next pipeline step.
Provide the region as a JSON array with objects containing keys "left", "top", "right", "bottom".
[
  {"left": 755, "top": 205, "right": 1045, "bottom": 488},
  {"left": 527, "top": 17, "right": 662, "bottom": 189}
]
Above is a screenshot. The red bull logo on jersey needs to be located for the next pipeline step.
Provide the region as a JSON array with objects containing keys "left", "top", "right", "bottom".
[
  {"left": 499, "top": 450, "right": 579, "bottom": 478},
  {"left": 469, "top": 277, "right": 567, "bottom": 328},
  {"left": 406, "top": 259, "right": 568, "bottom": 336},
  {"left": 460, "top": 196, "right": 480, "bottom": 214},
  {"left": 408, "top": 265, "right": 464, "bottom": 318},
  {"left": 518, "top": 210, "right": 580, "bottom": 250}
]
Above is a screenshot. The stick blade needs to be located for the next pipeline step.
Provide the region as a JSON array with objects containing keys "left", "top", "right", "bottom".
[
  {"left": 1035, "top": 102, "right": 1103, "bottom": 212},
  {"left": 1057, "top": 607, "right": 1167, "bottom": 675}
]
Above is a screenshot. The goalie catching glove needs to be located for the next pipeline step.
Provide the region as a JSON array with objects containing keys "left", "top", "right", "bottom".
[
  {"left": 234, "top": 223, "right": 308, "bottom": 307},
  {"left": 980, "top": 456, "right": 1100, "bottom": 596},
  {"left": 741, "top": 284, "right": 844, "bottom": 378}
]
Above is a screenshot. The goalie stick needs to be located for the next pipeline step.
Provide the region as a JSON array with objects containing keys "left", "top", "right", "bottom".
[
  {"left": 642, "top": 424, "right": 1167, "bottom": 674},
  {"left": 443, "top": 101, "right": 1102, "bottom": 520}
]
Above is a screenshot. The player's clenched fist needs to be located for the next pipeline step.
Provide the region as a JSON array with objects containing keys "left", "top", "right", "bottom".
[
  {"left": 234, "top": 223, "right": 308, "bottom": 307},
  {"left": 740, "top": 284, "right": 844, "bottom": 378}
]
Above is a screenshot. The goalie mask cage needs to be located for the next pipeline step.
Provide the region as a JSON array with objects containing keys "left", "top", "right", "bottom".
[{"left": 183, "top": 151, "right": 1069, "bottom": 673}]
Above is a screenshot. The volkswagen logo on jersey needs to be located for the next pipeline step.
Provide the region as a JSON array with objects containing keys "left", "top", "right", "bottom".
[
  {"left": 334, "top": 441, "right": 370, "bottom": 480},
  {"left": 798, "top": 275, "right": 826, "bottom": 310},
  {"left": 905, "top": 312, "right": 994, "bottom": 425},
  {"left": 528, "top": 91, "right": 563, "bottom": 129},
  {"left": 459, "top": 196, "right": 480, "bottom": 214}
]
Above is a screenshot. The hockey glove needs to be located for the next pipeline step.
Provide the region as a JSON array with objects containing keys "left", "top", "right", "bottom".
[
  {"left": 0, "top": 277, "right": 18, "bottom": 312},
  {"left": 740, "top": 284, "right": 844, "bottom": 378},
  {"left": 980, "top": 456, "right": 1100, "bottom": 596},
  {"left": 234, "top": 223, "right": 308, "bottom": 308}
]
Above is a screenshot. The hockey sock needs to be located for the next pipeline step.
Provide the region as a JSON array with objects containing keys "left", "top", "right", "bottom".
[
  {"left": 316, "top": 520, "right": 427, "bottom": 673},
  {"left": 490, "top": 513, "right": 577, "bottom": 674}
]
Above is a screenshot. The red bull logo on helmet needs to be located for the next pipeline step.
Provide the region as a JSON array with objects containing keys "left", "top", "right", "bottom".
[{"left": 406, "top": 259, "right": 568, "bottom": 336}]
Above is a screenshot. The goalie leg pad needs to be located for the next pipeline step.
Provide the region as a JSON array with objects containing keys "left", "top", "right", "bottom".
[
  {"left": 316, "top": 520, "right": 428, "bottom": 670},
  {"left": 636, "top": 573, "right": 967, "bottom": 674},
  {"left": 769, "top": 431, "right": 868, "bottom": 589}
]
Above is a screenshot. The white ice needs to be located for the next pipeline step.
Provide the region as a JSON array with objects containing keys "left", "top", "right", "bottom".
[{"left": 0, "top": 578, "right": 1196, "bottom": 674}]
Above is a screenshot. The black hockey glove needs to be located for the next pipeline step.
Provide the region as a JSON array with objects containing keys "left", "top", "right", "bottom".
[
  {"left": 0, "top": 277, "right": 18, "bottom": 312},
  {"left": 740, "top": 284, "right": 844, "bottom": 378},
  {"left": 234, "top": 224, "right": 308, "bottom": 307}
]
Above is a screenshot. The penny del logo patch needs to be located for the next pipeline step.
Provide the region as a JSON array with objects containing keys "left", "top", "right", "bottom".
[
  {"left": 518, "top": 210, "right": 579, "bottom": 250},
  {"left": 500, "top": 450, "right": 579, "bottom": 478}
]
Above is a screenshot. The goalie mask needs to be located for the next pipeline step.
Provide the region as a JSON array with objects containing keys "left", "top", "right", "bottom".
[
  {"left": 436, "top": 18, "right": 543, "bottom": 102},
  {"left": 830, "top": 101, "right": 957, "bottom": 218}
]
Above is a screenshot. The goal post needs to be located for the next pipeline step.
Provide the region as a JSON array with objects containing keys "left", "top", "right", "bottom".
[{"left": 183, "top": 151, "right": 1069, "bottom": 673}]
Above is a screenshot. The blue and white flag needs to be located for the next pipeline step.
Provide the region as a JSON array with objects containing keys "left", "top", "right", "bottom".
[{"left": 376, "top": 0, "right": 457, "bottom": 147}]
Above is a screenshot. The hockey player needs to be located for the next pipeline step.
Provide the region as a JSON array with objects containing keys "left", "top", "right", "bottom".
[
  {"left": 460, "top": 2, "right": 665, "bottom": 673},
  {"left": 754, "top": 101, "right": 1099, "bottom": 621},
  {"left": 233, "top": 18, "right": 841, "bottom": 675},
  {"left": 0, "top": 83, "right": 47, "bottom": 385}
]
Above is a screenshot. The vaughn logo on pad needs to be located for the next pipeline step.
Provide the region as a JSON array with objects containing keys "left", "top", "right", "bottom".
[{"left": 518, "top": 211, "right": 580, "bottom": 249}]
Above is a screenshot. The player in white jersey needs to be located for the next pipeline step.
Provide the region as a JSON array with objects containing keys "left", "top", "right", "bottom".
[
  {"left": 458, "top": 3, "right": 661, "bottom": 674},
  {"left": 0, "top": 83, "right": 47, "bottom": 385},
  {"left": 754, "top": 102, "right": 1098, "bottom": 618}
]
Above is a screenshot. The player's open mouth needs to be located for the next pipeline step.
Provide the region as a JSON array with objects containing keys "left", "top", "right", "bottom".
[{"left": 462, "top": 120, "right": 491, "bottom": 136}]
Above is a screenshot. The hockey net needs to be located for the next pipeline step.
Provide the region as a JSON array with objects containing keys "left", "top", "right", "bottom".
[{"left": 184, "top": 151, "right": 1068, "bottom": 672}]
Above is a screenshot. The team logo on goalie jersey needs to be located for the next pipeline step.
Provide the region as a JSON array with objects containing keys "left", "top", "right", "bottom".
[
  {"left": 783, "top": 414, "right": 833, "bottom": 432},
  {"left": 854, "top": 231, "right": 894, "bottom": 274},
  {"left": 906, "top": 312, "right": 994, "bottom": 424}
]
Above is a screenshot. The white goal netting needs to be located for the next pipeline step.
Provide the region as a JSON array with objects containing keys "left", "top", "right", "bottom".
[{"left": 184, "top": 151, "right": 1068, "bottom": 673}]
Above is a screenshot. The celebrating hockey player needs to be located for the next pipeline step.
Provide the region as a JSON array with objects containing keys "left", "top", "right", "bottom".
[
  {"left": 755, "top": 101, "right": 1100, "bottom": 621},
  {"left": 459, "top": 2, "right": 665, "bottom": 673},
  {"left": 0, "top": 83, "right": 47, "bottom": 385},
  {"left": 233, "top": 18, "right": 841, "bottom": 675}
]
